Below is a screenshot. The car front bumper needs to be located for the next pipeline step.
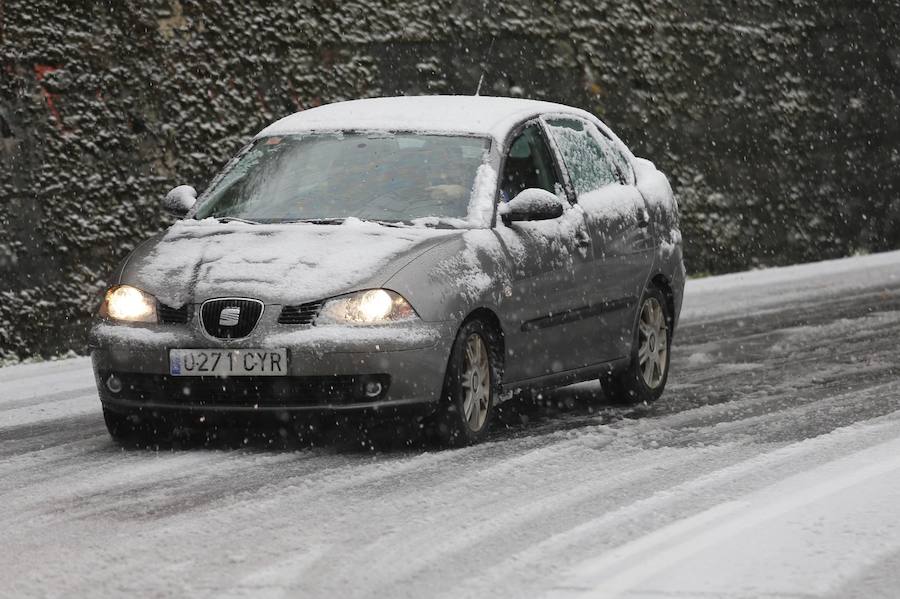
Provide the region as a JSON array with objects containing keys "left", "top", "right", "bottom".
[{"left": 90, "top": 319, "right": 455, "bottom": 415}]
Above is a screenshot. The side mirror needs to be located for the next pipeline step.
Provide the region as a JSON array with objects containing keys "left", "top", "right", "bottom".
[
  {"left": 163, "top": 185, "right": 197, "bottom": 217},
  {"left": 499, "top": 188, "right": 565, "bottom": 224}
]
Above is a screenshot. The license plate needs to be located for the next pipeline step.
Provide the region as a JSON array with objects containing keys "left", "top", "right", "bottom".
[{"left": 169, "top": 349, "right": 288, "bottom": 377}]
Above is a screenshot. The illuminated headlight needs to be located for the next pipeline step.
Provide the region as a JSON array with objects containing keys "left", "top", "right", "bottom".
[
  {"left": 317, "top": 289, "right": 416, "bottom": 325},
  {"left": 100, "top": 285, "right": 158, "bottom": 323}
]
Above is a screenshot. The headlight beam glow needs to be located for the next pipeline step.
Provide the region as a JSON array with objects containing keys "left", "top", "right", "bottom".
[
  {"left": 103, "top": 285, "right": 158, "bottom": 323},
  {"left": 318, "top": 289, "right": 416, "bottom": 325},
  {"left": 358, "top": 289, "right": 394, "bottom": 322}
]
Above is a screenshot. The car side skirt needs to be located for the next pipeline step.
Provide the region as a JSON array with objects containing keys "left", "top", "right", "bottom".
[{"left": 500, "top": 356, "right": 631, "bottom": 396}]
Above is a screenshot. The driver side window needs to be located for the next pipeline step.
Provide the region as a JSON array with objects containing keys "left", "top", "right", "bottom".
[{"left": 500, "top": 124, "right": 562, "bottom": 202}]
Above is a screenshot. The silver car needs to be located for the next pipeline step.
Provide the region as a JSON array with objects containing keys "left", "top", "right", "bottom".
[{"left": 90, "top": 96, "right": 685, "bottom": 446}]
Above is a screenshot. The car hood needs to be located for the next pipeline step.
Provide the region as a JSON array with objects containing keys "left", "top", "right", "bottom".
[{"left": 120, "top": 218, "right": 461, "bottom": 307}]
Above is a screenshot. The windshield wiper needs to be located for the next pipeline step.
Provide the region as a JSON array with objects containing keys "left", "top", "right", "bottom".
[
  {"left": 288, "top": 218, "right": 346, "bottom": 225},
  {"left": 218, "top": 216, "right": 260, "bottom": 225},
  {"left": 284, "top": 217, "right": 450, "bottom": 228},
  {"left": 368, "top": 219, "right": 408, "bottom": 228},
  {"left": 385, "top": 219, "right": 457, "bottom": 229}
]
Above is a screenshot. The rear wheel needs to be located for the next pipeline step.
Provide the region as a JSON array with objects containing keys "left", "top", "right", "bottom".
[
  {"left": 603, "top": 286, "right": 671, "bottom": 404},
  {"left": 432, "top": 319, "right": 501, "bottom": 446}
]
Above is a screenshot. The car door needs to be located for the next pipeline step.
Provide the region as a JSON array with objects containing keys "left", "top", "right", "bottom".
[
  {"left": 543, "top": 116, "right": 655, "bottom": 362},
  {"left": 494, "top": 121, "right": 599, "bottom": 382}
]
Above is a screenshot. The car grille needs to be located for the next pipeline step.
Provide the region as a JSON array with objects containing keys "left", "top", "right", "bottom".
[
  {"left": 278, "top": 300, "right": 324, "bottom": 325},
  {"left": 200, "top": 298, "right": 263, "bottom": 339},
  {"left": 158, "top": 303, "right": 189, "bottom": 324},
  {"left": 99, "top": 372, "right": 390, "bottom": 407}
]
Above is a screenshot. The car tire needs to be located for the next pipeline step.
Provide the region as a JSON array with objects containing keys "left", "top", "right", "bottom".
[
  {"left": 432, "top": 319, "right": 502, "bottom": 446},
  {"left": 103, "top": 407, "right": 163, "bottom": 447},
  {"left": 603, "top": 286, "right": 672, "bottom": 405},
  {"left": 103, "top": 407, "right": 138, "bottom": 443}
]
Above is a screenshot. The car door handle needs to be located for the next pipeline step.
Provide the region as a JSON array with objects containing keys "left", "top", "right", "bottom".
[{"left": 636, "top": 208, "right": 650, "bottom": 228}]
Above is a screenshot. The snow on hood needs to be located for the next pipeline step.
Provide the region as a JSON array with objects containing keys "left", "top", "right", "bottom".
[{"left": 129, "top": 218, "right": 456, "bottom": 307}]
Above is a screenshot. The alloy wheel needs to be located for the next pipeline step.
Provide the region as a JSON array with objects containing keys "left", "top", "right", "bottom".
[
  {"left": 461, "top": 333, "right": 491, "bottom": 432},
  {"left": 638, "top": 297, "right": 668, "bottom": 389}
]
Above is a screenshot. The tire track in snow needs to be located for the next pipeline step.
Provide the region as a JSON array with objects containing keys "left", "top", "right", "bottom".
[
  {"left": 0, "top": 386, "right": 98, "bottom": 412},
  {"left": 0, "top": 392, "right": 98, "bottom": 429},
  {"left": 148, "top": 373, "right": 900, "bottom": 599},
  {"left": 547, "top": 424, "right": 900, "bottom": 598},
  {"left": 463, "top": 397, "right": 900, "bottom": 599}
]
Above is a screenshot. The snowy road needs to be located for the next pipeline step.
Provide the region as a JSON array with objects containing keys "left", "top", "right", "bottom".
[{"left": 2, "top": 251, "right": 900, "bottom": 598}]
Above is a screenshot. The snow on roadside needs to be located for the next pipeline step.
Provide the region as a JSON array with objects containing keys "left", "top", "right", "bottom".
[
  {"left": 683, "top": 249, "right": 900, "bottom": 323},
  {"left": 0, "top": 357, "right": 94, "bottom": 406},
  {"left": 0, "top": 356, "right": 98, "bottom": 429}
]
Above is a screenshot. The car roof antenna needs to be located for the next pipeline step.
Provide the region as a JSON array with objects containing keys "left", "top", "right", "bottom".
[{"left": 474, "top": 36, "right": 495, "bottom": 96}]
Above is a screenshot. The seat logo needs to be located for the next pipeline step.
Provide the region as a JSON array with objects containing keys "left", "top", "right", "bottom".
[{"left": 218, "top": 306, "right": 241, "bottom": 327}]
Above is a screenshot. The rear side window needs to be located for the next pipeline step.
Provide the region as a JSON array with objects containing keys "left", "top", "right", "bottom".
[
  {"left": 592, "top": 125, "right": 635, "bottom": 185},
  {"left": 545, "top": 117, "right": 619, "bottom": 195}
]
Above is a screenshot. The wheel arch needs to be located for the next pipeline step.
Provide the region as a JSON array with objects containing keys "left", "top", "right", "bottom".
[
  {"left": 463, "top": 307, "right": 505, "bottom": 353},
  {"left": 430, "top": 306, "right": 506, "bottom": 446},
  {"left": 650, "top": 273, "right": 676, "bottom": 334},
  {"left": 460, "top": 307, "right": 506, "bottom": 379}
]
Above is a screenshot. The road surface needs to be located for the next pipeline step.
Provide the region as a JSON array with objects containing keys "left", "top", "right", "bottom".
[{"left": 2, "top": 250, "right": 900, "bottom": 598}]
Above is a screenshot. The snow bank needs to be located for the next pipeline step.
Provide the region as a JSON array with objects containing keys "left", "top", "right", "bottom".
[{"left": 683, "top": 249, "right": 900, "bottom": 323}]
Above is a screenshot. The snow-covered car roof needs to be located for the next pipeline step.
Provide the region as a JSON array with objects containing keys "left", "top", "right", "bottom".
[{"left": 255, "top": 95, "right": 598, "bottom": 141}]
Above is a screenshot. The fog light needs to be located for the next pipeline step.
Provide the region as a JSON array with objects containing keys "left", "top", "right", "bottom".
[
  {"left": 363, "top": 380, "right": 383, "bottom": 398},
  {"left": 106, "top": 374, "right": 123, "bottom": 394}
]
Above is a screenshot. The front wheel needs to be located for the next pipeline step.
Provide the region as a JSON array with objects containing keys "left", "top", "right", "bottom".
[
  {"left": 432, "top": 319, "right": 502, "bottom": 446},
  {"left": 103, "top": 407, "right": 167, "bottom": 447},
  {"left": 603, "top": 287, "right": 671, "bottom": 404}
]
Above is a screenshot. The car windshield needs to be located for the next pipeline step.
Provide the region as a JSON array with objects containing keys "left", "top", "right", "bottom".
[{"left": 194, "top": 132, "right": 491, "bottom": 225}]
